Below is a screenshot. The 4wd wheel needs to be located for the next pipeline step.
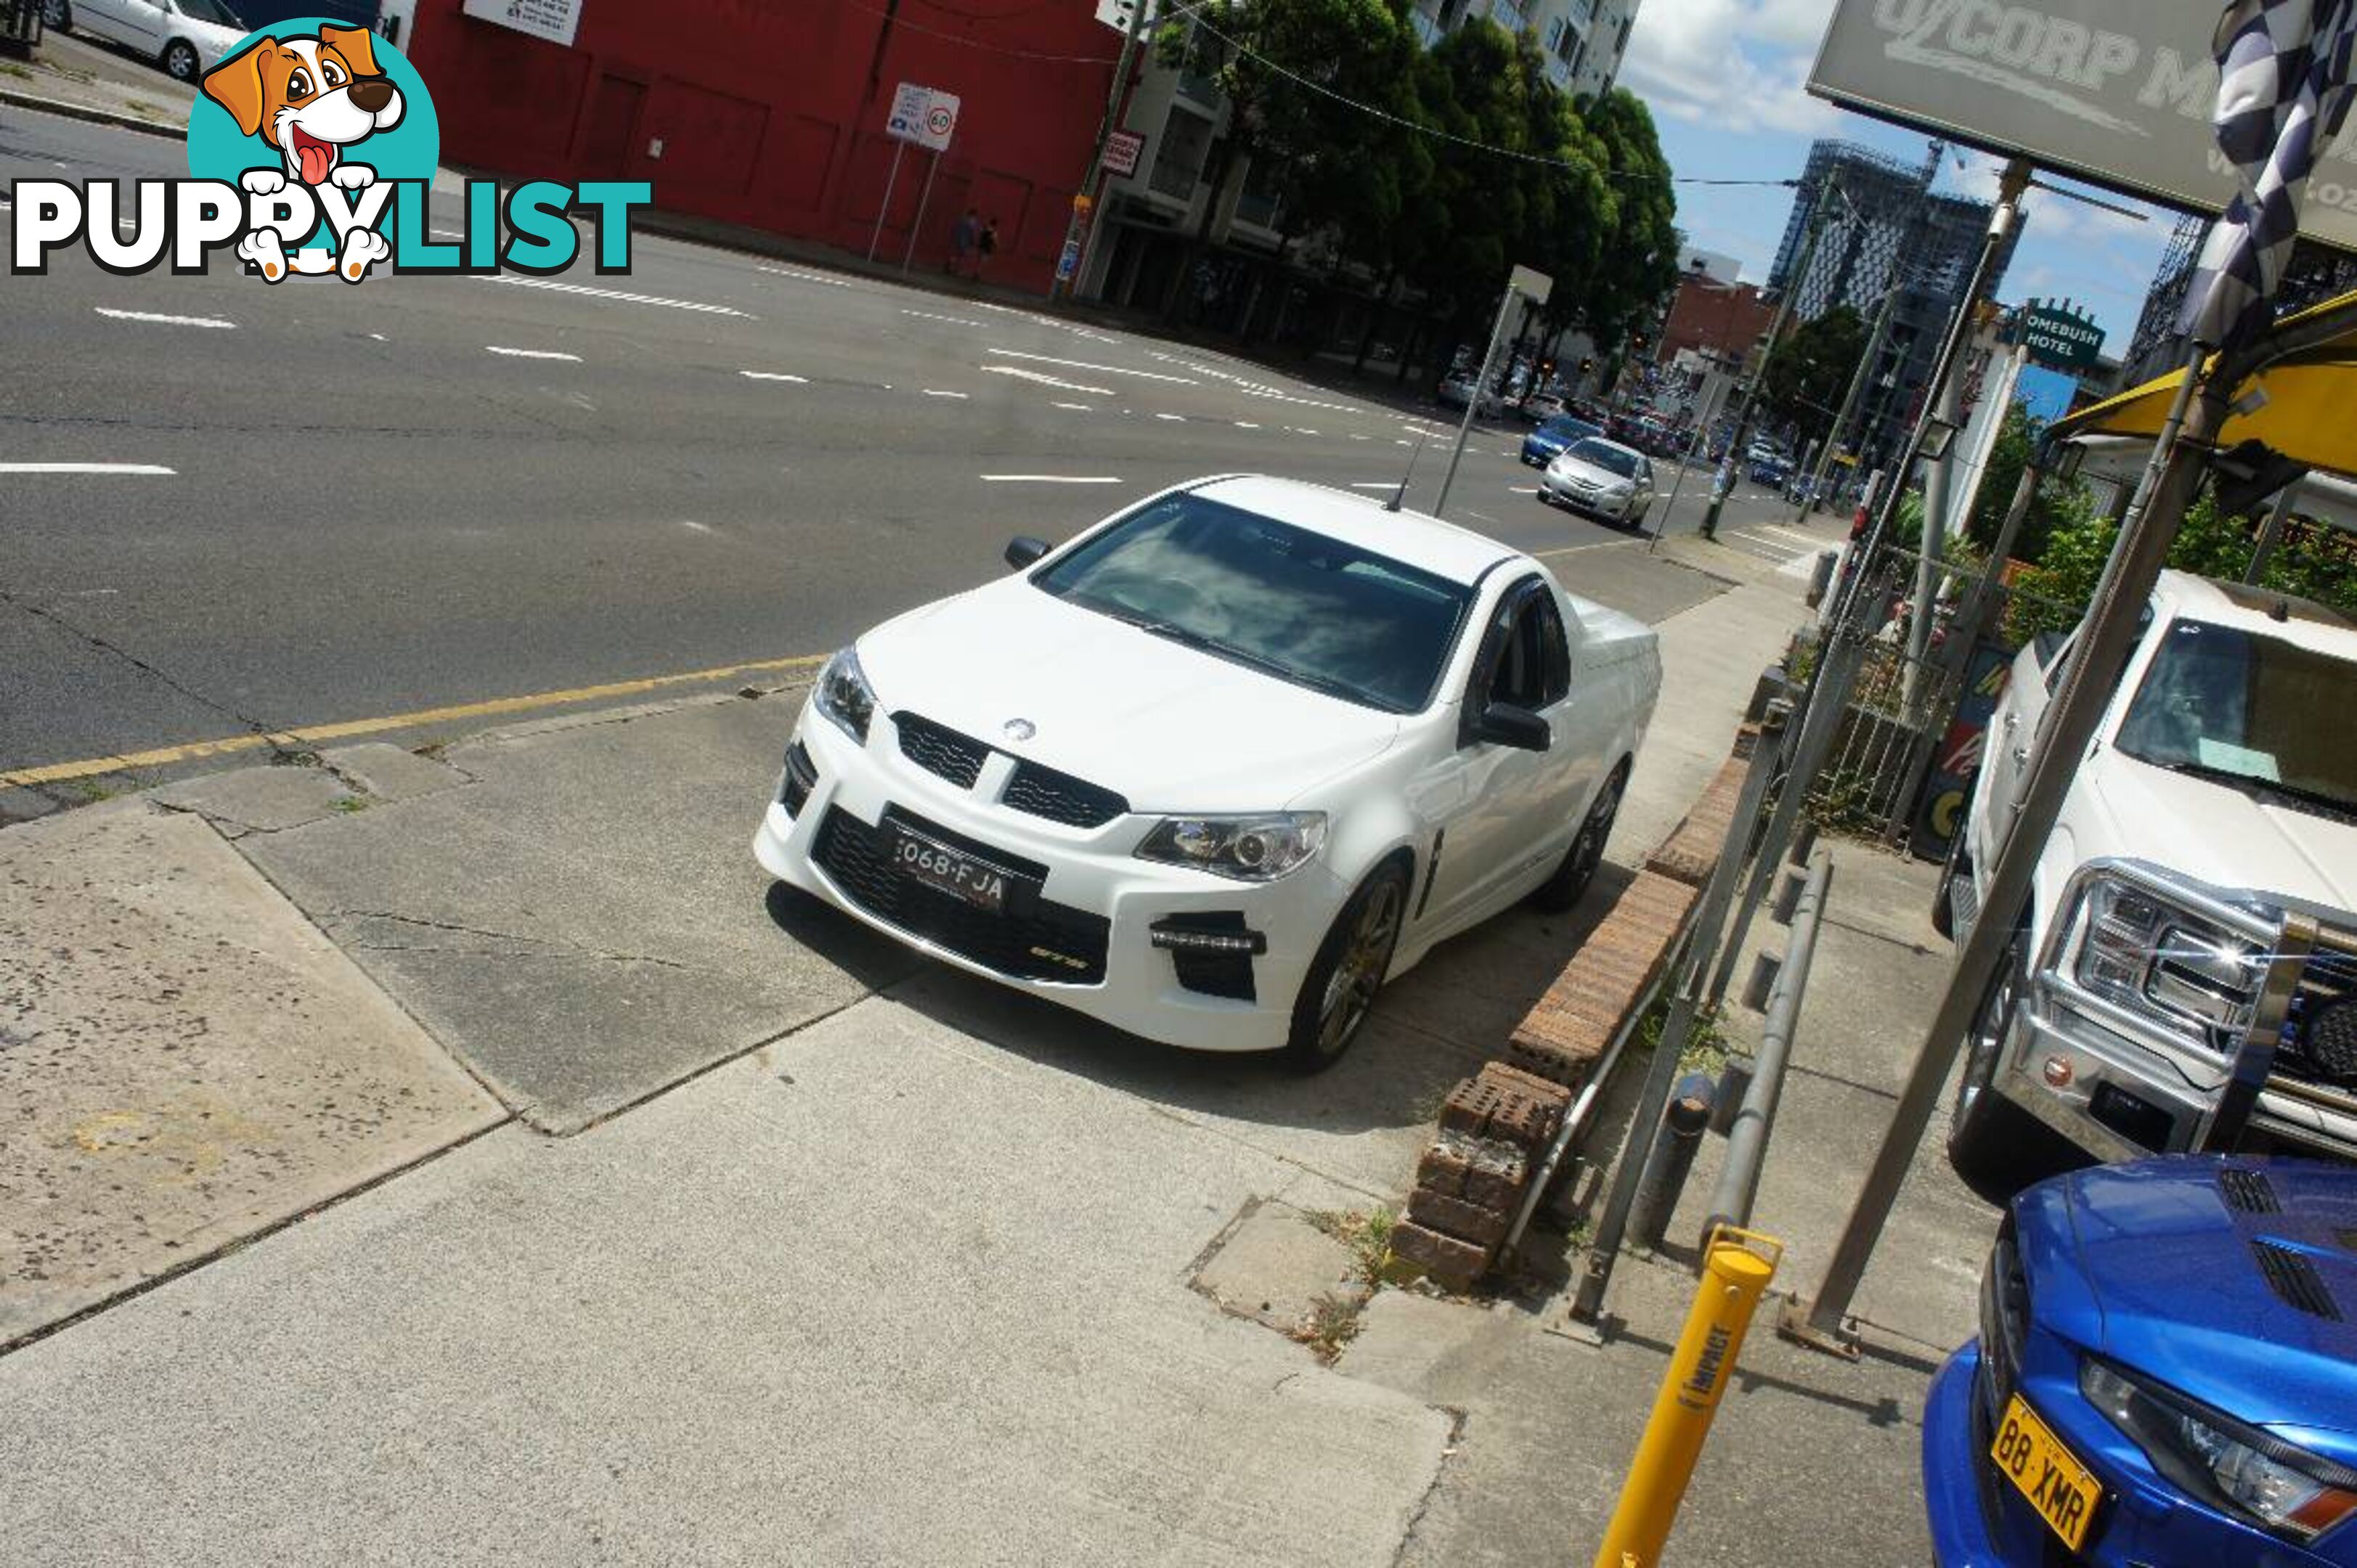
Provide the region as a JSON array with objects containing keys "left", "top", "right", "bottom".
[
  {"left": 1531, "top": 762, "right": 1627, "bottom": 914},
  {"left": 1946, "top": 933, "right": 2064, "bottom": 1203},
  {"left": 163, "top": 38, "right": 200, "bottom": 81},
  {"left": 1285, "top": 862, "right": 1409, "bottom": 1073}
]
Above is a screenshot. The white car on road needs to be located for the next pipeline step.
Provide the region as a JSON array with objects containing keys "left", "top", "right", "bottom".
[
  {"left": 1540, "top": 437, "right": 1657, "bottom": 529},
  {"left": 754, "top": 475, "right": 1662, "bottom": 1069},
  {"left": 44, "top": 0, "right": 244, "bottom": 82}
]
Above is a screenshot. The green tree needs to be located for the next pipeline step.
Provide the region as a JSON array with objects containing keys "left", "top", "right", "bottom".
[
  {"left": 1759, "top": 306, "right": 1864, "bottom": 445},
  {"left": 1571, "top": 89, "right": 1679, "bottom": 352}
]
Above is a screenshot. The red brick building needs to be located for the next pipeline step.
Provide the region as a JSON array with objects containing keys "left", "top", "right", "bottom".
[
  {"left": 394, "top": 0, "right": 1119, "bottom": 292},
  {"left": 1657, "top": 271, "right": 1777, "bottom": 374}
]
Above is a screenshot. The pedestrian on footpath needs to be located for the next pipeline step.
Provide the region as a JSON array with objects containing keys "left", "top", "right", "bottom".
[
  {"left": 976, "top": 217, "right": 999, "bottom": 280},
  {"left": 948, "top": 208, "right": 979, "bottom": 277}
]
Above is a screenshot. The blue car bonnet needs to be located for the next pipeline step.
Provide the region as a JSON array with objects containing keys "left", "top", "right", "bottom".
[{"left": 2027, "top": 1158, "right": 2357, "bottom": 1469}]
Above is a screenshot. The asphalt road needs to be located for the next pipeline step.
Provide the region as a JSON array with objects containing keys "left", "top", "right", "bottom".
[{"left": 1, "top": 110, "right": 1820, "bottom": 790}]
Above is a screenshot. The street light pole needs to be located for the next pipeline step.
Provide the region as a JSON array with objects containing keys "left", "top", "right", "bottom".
[
  {"left": 1698, "top": 167, "right": 1838, "bottom": 539},
  {"left": 1791, "top": 276, "right": 1901, "bottom": 523},
  {"left": 1051, "top": 0, "right": 1154, "bottom": 301}
]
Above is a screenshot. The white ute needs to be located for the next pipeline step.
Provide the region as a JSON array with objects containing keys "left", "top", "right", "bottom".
[
  {"left": 1945, "top": 570, "right": 2357, "bottom": 1196},
  {"left": 754, "top": 475, "right": 1661, "bottom": 1071}
]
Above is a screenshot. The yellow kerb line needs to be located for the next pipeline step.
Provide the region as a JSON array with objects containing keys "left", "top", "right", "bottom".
[{"left": 1, "top": 653, "right": 829, "bottom": 789}]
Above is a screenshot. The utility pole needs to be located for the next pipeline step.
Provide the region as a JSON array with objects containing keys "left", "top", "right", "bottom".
[
  {"left": 1791, "top": 277, "right": 1901, "bottom": 523},
  {"left": 1699, "top": 167, "right": 1839, "bottom": 539},
  {"left": 1051, "top": 0, "right": 1155, "bottom": 301}
]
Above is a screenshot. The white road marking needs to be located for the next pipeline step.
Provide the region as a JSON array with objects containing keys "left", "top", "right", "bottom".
[
  {"left": 1751, "top": 522, "right": 1833, "bottom": 544},
  {"left": 757, "top": 265, "right": 857, "bottom": 287},
  {"left": 367, "top": 332, "right": 387, "bottom": 341},
  {"left": 902, "top": 309, "right": 988, "bottom": 328},
  {"left": 980, "top": 475, "right": 1123, "bottom": 484},
  {"left": 1532, "top": 538, "right": 1643, "bottom": 559},
  {"left": 1732, "top": 529, "right": 1810, "bottom": 558},
  {"left": 1296, "top": 429, "right": 1320, "bottom": 437},
  {"left": 985, "top": 348, "right": 1194, "bottom": 384},
  {"left": 1234, "top": 421, "right": 1261, "bottom": 429},
  {"left": 1508, "top": 486, "right": 1540, "bottom": 494},
  {"left": 921, "top": 388, "right": 969, "bottom": 399},
  {"left": 478, "top": 276, "right": 750, "bottom": 317},
  {"left": 1155, "top": 412, "right": 1185, "bottom": 422},
  {"left": 93, "top": 307, "right": 235, "bottom": 330},
  {"left": 432, "top": 229, "right": 464, "bottom": 240},
  {"left": 1348, "top": 433, "right": 1370, "bottom": 441},
  {"left": 981, "top": 366, "right": 1112, "bottom": 395},
  {"left": 1348, "top": 482, "right": 1404, "bottom": 490},
  {"left": 1395, "top": 438, "right": 1413, "bottom": 446},
  {"left": 0, "top": 463, "right": 176, "bottom": 475},
  {"left": 740, "top": 370, "right": 810, "bottom": 383},
  {"left": 486, "top": 346, "right": 582, "bottom": 361},
  {"left": 680, "top": 520, "right": 713, "bottom": 534},
  {"left": 1052, "top": 401, "right": 1094, "bottom": 412}
]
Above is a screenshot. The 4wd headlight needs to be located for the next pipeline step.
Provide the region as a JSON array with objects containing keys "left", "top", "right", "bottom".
[
  {"left": 811, "top": 647, "right": 876, "bottom": 744},
  {"left": 1135, "top": 813, "right": 1327, "bottom": 882},
  {"left": 2069, "top": 877, "right": 2266, "bottom": 1051},
  {"left": 2082, "top": 1359, "right": 2357, "bottom": 1543}
]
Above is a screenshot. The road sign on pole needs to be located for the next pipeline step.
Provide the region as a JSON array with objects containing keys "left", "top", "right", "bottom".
[
  {"left": 1102, "top": 130, "right": 1147, "bottom": 179},
  {"left": 887, "top": 83, "right": 960, "bottom": 152}
]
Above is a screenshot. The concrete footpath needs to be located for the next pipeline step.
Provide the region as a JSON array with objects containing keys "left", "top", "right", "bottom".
[{"left": 0, "top": 521, "right": 2003, "bottom": 1566}]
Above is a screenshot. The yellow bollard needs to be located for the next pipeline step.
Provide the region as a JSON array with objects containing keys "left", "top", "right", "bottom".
[{"left": 1590, "top": 1227, "right": 1783, "bottom": 1568}]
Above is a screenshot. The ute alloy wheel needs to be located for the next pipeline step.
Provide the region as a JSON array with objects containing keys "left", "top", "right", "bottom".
[
  {"left": 1532, "top": 763, "right": 1625, "bottom": 913},
  {"left": 1946, "top": 931, "right": 2072, "bottom": 1203},
  {"left": 1287, "top": 863, "right": 1408, "bottom": 1072}
]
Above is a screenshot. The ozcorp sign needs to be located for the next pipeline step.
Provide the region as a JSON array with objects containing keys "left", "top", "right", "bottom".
[{"left": 1809, "top": 0, "right": 2357, "bottom": 249}]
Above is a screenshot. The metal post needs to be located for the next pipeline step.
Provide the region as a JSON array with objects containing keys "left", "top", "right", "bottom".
[
  {"left": 1629, "top": 1074, "right": 1717, "bottom": 1250},
  {"left": 866, "top": 139, "right": 906, "bottom": 263},
  {"left": 1782, "top": 338, "right": 2250, "bottom": 1357},
  {"left": 1051, "top": 0, "right": 1153, "bottom": 301},
  {"left": 1828, "top": 160, "right": 2030, "bottom": 641},
  {"left": 1700, "top": 171, "right": 1839, "bottom": 541},
  {"left": 1794, "top": 279, "right": 1903, "bottom": 526},
  {"left": 1702, "top": 856, "right": 1833, "bottom": 1243},
  {"left": 1703, "top": 586, "right": 1891, "bottom": 1010},
  {"left": 1568, "top": 710, "right": 1787, "bottom": 1328},
  {"left": 1647, "top": 369, "right": 1728, "bottom": 552},
  {"left": 1590, "top": 1230, "right": 1782, "bottom": 1568},
  {"left": 900, "top": 147, "right": 941, "bottom": 274},
  {"left": 1902, "top": 367, "right": 1963, "bottom": 712},
  {"left": 1436, "top": 284, "right": 1518, "bottom": 519},
  {"left": 2246, "top": 478, "right": 2301, "bottom": 584}
]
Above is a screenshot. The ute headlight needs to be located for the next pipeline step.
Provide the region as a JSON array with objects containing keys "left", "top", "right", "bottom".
[
  {"left": 2082, "top": 1359, "right": 2357, "bottom": 1544},
  {"left": 1136, "top": 813, "right": 1327, "bottom": 882},
  {"left": 812, "top": 647, "right": 876, "bottom": 744},
  {"left": 2069, "top": 877, "right": 2266, "bottom": 1051}
]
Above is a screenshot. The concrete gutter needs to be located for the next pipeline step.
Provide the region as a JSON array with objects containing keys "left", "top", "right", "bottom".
[{"left": 0, "top": 85, "right": 183, "bottom": 139}]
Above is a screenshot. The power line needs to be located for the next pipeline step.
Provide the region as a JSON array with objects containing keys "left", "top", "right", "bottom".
[{"left": 834, "top": 0, "right": 1122, "bottom": 65}]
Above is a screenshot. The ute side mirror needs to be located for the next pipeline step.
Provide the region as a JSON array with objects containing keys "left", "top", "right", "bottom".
[
  {"left": 1470, "top": 702, "right": 1550, "bottom": 751},
  {"left": 1004, "top": 536, "right": 1051, "bottom": 571}
]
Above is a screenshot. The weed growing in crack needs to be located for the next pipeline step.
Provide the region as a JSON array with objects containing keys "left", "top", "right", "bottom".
[
  {"left": 1306, "top": 1205, "right": 1396, "bottom": 1284},
  {"left": 1295, "top": 1292, "right": 1365, "bottom": 1363}
]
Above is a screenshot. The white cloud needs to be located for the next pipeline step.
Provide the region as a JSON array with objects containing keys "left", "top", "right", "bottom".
[{"left": 1619, "top": 0, "right": 1842, "bottom": 136}]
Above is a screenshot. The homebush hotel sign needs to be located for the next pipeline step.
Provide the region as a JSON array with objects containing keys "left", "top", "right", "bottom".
[{"left": 1810, "top": 0, "right": 2357, "bottom": 249}]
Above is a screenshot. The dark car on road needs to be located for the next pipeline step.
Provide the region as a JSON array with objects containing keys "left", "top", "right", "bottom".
[
  {"left": 1926, "top": 1156, "right": 2357, "bottom": 1567},
  {"left": 1520, "top": 415, "right": 1603, "bottom": 468}
]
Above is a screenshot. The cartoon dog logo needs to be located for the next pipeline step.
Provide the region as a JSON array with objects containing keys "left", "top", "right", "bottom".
[{"left": 200, "top": 24, "right": 403, "bottom": 282}]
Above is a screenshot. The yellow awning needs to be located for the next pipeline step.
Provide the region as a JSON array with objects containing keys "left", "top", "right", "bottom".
[{"left": 2053, "top": 287, "right": 2357, "bottom": 479}]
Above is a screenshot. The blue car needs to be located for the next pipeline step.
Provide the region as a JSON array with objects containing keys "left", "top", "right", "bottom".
[
  {"left": 1927, "top": 1157, "right": 2357, "bottom": 1566},
  {"left": 1521, "top": 415, "right": 1603, "bottom": 467}
]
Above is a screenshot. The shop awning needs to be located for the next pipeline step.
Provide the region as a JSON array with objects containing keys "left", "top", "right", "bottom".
[{"left": 2053, "top": 288, "right": 2357, "bottom": 480}]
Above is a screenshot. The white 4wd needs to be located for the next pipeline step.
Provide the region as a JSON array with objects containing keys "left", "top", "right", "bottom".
[{"left": 1946, "top": 570, "right": 2357, "bottom": 1198}]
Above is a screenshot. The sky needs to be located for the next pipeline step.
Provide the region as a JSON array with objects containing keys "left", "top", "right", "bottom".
[{"left": 1616, "top": 0, "right": 2186, "bottom": 355}]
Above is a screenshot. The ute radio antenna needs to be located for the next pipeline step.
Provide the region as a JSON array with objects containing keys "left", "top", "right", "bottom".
[{"left": 1384, "top": 431, "right": 1429, "bottom": 513}]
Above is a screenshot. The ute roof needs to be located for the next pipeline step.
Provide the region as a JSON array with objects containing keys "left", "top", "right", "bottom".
[
  {"left": 1187, "top": 474, "right": 1521, "bottom": 587},
  {"left": 2160, "top": 568, "right": 2353, "bottom": 632}
]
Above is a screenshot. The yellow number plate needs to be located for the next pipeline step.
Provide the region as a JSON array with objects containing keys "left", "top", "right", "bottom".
[{"left": 1990, "top": 1394, "right": 2101, "bottom": 1553}]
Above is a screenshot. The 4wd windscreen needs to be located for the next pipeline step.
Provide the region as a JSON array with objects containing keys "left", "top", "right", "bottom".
[
  {"left": 2115, "top": 619, "right": 2357, "bottom": 818},
  {"left": 1031, "top": 493, "right": 1475, "bottom": 714}
]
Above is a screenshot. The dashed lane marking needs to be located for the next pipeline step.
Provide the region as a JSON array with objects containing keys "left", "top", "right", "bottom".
[
  {"left": 985, "top": 348, "right": 1194, "bottom": 385},
  {"left": 1053, "top": 402, "right": 1094, "bottom": 412},
  {"left": 477, "top": 277, "right": 752, "bottom": 317},
  {"left": 902, "top": 309, "right": 990, "bottom": 328},
  {"left": 1155, "top": 412, "right": 1185, "bottom": 422},
  {"left": 982, "top": 366, "right": 1113, "bottom": 395},
  {"left": 0, "top": 463, "right": 176, "bottom": 475},
  {"left": 921, "top": 389, "right": 970, "bottom": 399},
  {"left": 486, "top": 346, "right": 582, "bottom": 361},
  {"left": 740, "top": 370, "right": 810, "bottom": 383},
  {"left": 980, "top": 475, "right": 1123, "bottom": 484},
  {"left": 93, "top": 308, "right": 235, "bottom": 329}
]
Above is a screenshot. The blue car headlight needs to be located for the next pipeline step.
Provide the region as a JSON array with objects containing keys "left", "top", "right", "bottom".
[
  {"left": 812, "top": 647, "right": 876, "bottom": 744},
  {"left": 2081, "top": 1358, "right": 2357, "bottom": 1543}
]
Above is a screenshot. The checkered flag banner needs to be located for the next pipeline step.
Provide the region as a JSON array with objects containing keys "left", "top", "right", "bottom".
[{"left": 2178, "top": 0, "right": 2357, "bottom": 348}]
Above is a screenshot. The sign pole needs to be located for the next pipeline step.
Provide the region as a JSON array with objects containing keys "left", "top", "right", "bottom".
[
  {"left": 1054, "top": 0, "right": 1154, "bottom": 301},
  {"left": 867, "top": 140, "right": 906, "bottom": 263},
  {"left": 901, "top": 148, "right": 942, "bottom": 274}
]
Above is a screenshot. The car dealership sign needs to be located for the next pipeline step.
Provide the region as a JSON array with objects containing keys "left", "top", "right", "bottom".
[{"left": 1809, "top": 0, "right": 2357, "bottom": 250}]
